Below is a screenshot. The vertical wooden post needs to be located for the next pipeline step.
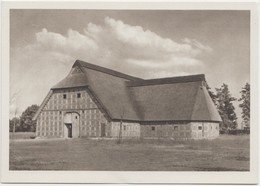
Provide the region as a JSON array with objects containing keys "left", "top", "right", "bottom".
[
  {"left": 13, "top": 108, "right": 17, "bottom": 133},
  {"left": 13, "top": 119, "right": 16, "bottom": 133},
  {"left": 202, "top": 123, "right": 204, "bottom": 138},
  {"left": 118, "top": 119, "right": 122, "bottom": 144},
  {"left": 79, "top": 112, "right": 81, "bottom": 138},
  {"left": 62, "top": 111, "right": 64, "bottom": 138},
  {"left": 118, "top": 105, "right": 125, "bottom": 144}
]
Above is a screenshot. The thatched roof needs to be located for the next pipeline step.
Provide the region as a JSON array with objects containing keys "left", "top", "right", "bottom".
[
  {"left": 52, "top": 72, "right": 88, "bottom": 89},
  {"left": 35, "top": 60, "right": 221, "bottom": 122}
]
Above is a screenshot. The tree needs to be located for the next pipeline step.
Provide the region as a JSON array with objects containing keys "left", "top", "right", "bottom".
[
  {"left": 12, "top": 107, "right": 19, "bottom": 133},
  {"left": 20, "top": 104, "right": 39, "bottom": 132},
  {"left": 238, "top": 83, "right": 250, "bottom": 129},
  {"left": 9, "top": 89, "right": 20, "bottom": 133},
  {"left": 215, "top": 84, "right": 237, "bottom": 131},
  {"left": 206, "top": 82, "right": 217, "bottom": 105},
  {"left": 9, "top": 117, "right": 20, "bottom": 132}
]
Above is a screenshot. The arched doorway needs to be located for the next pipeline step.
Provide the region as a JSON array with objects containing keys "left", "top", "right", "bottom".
[{"left": 64, "top": 112, "right": 80, "bottom": 138}]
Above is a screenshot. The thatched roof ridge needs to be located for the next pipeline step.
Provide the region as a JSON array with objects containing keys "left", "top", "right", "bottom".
[
  {"left": 127, "top": 74, "right": 205, "bottom": 87},
  {"left": 74, "top": 60, "right": 142, "bottom": 81}
]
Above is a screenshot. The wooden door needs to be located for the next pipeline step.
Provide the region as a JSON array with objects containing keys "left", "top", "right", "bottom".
[
  {"left": 101, "top": 123, "right": 106, "bottom": 137},
  {"left": 65, "top": 124, "right": 72, "bottom": 138},
  {"left": 71, "top": 113, "right": 80, "bottom": 138},
  {"left": 64, "top": 112, "right": 79, "bottom": 138},
  {"left": 67, "top": 124, "right": 72, "bottom": 138}
]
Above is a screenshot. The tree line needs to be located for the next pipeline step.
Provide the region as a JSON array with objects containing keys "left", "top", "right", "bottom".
[
  {"left": 9, "top": 83, "right": 250, "bottom": 133},
  {"left": 207, "top": 82, "right": 250, "bottom": 132},
  {"left": 9, "top": 104, "right": 39, "bottom": 132}
]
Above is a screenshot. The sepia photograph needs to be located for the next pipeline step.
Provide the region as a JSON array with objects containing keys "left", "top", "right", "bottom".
[{"left": 1, "top": 1, "right": 258, "bottom": 184}]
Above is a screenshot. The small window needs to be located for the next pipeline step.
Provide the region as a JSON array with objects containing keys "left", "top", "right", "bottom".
[
  {"left": 59, "top": 111, "right": 62, "bottom": 114},
  {"left": 75, "top": 116, "right": 78, "bottom": 119},
  {"left": 63, "top": 94, "right": 66, "bottom": 99},
  {"left": 123, "top": 126, "right": 126, "bottom": 130},
  {"left": 198, "top": 126, "right": 202, "bottom": 130},
  {"left": 151, "top": 126, "right": 155, "bottom": 131},
  {"left": 77, "top": 93, "right": 81, "bottom": 98},
  {"left": 82, "top": 110, "right": 84, "bottom": 114},
  {"left": 173, "top": 126, "right": 178, "bottom": 130}
]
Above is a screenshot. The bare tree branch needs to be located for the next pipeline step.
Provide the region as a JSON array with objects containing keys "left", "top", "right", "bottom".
[
  {"left": 9, "top": 89, "right": 21, "bottom": 105},
  {"left": 10, "top": 89, "right": 21, "bottom": 133}
]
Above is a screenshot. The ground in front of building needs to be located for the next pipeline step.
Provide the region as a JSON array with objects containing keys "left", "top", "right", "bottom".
[{"left": 9, "top": 134, "right": 249, "bottom": 171}]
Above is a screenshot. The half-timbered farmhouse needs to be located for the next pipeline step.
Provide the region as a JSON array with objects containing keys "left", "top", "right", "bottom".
[{"left": 33, "top": 60, "right": 221, "bottom": 139}]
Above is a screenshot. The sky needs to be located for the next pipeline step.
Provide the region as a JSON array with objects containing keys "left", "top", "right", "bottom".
[{"left": 10, "top": 10, "right": 250, "bottom": 126}]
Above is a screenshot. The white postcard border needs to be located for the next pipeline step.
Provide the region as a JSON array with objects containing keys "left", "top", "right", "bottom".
[{"left": 1, "top": 1, "right": 258, "bottom": 184}]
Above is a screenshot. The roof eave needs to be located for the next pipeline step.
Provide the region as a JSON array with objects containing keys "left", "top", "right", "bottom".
[
  {"left": 32, "top": 90, "right": 53, "bottom": 120},
  {"left": 111, "top": 118, "right": 221, "bottom": 123},
  {"left": 51, "top": 85, "right": 89, "bottom": 90}
]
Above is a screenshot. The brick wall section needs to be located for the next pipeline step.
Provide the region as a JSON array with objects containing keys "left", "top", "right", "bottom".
[
  {"left": 140, "top": 122, "right": 191, "bottom": 139},
  {"left": 36, "top": 87, "right": 110, "bottom": 138},
  {"left": 36, "top": 110, "right": 63, "bottom": 137},
  {"left": 140, "top": 122, "right": 219, "bottom": 139},
  {"left": 190, "top": 122, "right": 219, "bottom": 139},
  {"left": 80, "top": 109, "right": 110, "bottom": 138},
  {"left": 110, "top": 122, "right": 140, "bottom": 138}
]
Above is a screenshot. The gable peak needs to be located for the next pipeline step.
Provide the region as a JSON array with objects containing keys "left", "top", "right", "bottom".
[{"left": 71, "top": 65, "right": 84, "bottom": 74}]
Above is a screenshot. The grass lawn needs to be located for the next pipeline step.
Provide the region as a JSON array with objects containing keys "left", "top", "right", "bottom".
[
  {"left": 9, "top": 134, "right": 249, "bottom": 171},
  {"left": 9, "top": 132, "right": 35, "bottom": 140}
]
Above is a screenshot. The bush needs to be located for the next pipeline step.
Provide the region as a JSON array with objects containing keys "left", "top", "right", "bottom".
[{"left": 220, "top": 129, "right": 250, "bottom": 135}]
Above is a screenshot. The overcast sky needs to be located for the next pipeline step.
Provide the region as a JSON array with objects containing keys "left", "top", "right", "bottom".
[{"left": 10, "top": 10, "right": 250, "bottom": 126}]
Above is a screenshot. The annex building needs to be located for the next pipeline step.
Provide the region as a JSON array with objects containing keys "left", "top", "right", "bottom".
[{"left": 33, "top": 60, "right": 221, "bottom": 140}]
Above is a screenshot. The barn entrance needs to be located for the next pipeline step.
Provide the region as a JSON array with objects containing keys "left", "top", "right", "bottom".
[
  {"left": 101, "top": 123, "right": 106, "bottom": 137},
  {"left": 65, "top": 124, "right": 72, "bottom": 138},
  {"left": 64, "top": 112, "right": 80, "bottom": 138}
]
